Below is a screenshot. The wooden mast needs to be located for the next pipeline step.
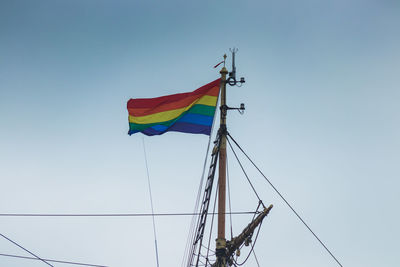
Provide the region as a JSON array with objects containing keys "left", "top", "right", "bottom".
[
  {"left": 212, "top": 51, "right": 272, "bottom": 267},
  {"left": 216, "top": 54, "right": 228, "bottom": 267}
]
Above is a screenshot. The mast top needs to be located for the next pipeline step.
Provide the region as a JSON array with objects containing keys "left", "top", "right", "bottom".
[{"left": 220, "top": 54, "right": 228, "bottom": 75}]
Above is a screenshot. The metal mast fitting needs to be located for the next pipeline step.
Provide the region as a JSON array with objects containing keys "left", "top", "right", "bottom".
[
  {"left": 213, "top": 204, "right": 273, "bottom": 267},
  {"left": 225, "top": 205, "right": 273, "bottom": 265}
]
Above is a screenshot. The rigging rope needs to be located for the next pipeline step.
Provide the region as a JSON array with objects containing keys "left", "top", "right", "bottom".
[
  {"left": 182, "top": 136, "right": 215, "bottom": 267},
  {"left": 0, "top": 253, "right": 107, "bottom": 267},
  {"left": 252, "top": 249, "right": 261, "bottom": 267},
  {"left": 182, "top": 136, "right": 212, "bottom": 267},
  {"left": 142, "top": 138, "right": 160, "bottom": 267},
  {"left": 227, "top": 133, "right": 344, "bottom": 267},
  {"left": 226, "top": 137, "right": 262, "bottom": 203},
  {"left": 204, "top": 176, "right": 219, "bottom": 266},
  {"left": 0, "top": 211, "right": 257, "bottom": 217},
  {"left": 0, "top": 233, "right": 53, "bottom": 266}
]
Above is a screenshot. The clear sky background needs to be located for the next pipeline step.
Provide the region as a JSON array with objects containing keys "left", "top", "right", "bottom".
[{"left": 1, "top": 1, "right": 399, "bottom": 266}]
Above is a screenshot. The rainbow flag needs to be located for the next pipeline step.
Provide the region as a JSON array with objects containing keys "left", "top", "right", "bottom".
[{"left": 127, "top": 79, "right": 221, "bottom": 136}]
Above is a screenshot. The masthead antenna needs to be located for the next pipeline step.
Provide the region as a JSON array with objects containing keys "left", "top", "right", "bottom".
[
  {"left": 229, "top": 48, "right": 237, "bottom": 81},
  {"left": 227, "top": 48, "right": 245, "bottom": 86}
]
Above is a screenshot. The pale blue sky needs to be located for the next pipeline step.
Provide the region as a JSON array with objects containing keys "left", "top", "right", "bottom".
[{"left": 1, "top": 1, "right": 399, "bottom": 266}]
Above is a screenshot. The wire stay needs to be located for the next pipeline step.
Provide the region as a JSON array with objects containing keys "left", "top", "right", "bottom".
[
  {"left": 0, "top": 212, "right": 257, "bottom": 217},
  {"left": 226, "top": 137, "right": 262, "bottom": 203},
  {"left": 227, "top": 132, "right": 344, "bottom": 267},
  {"left": 0, "top": 233, "right": 53, "bottom": 266},
  {"left": 142, "top": 137, "right": 160, "bottom": 267},
  {"left": 0, "top": 253, "right": 108, "bottom": 267}
]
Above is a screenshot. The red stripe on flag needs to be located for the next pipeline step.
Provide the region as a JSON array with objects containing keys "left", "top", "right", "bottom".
[{"left": 127, "top": 79, "right": 220, "bottom": 109}]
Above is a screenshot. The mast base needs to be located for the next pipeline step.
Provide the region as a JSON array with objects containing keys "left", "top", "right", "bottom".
[{"left": 215, "top": 238, "right": 227, "bottom": 267}]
